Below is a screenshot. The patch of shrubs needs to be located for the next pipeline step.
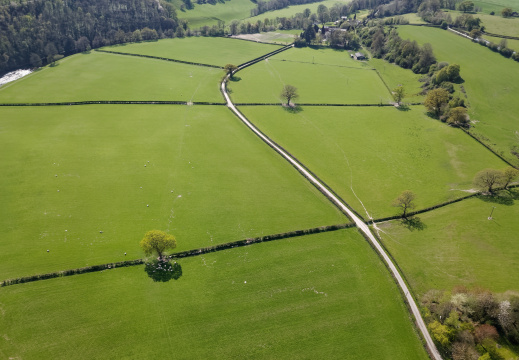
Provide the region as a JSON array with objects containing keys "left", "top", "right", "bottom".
[{"left": 422, "top": 287, "right": 519, "bottom": 359}]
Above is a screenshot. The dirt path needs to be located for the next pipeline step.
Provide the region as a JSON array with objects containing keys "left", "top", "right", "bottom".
[{"left": 220, "top": 48, "right": 443, "bottom": 360}]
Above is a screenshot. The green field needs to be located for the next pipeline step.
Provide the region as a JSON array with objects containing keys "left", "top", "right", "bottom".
[
  {"left": 233, "top": 31, "right": 298, "bottom": 44},
  {"left": 179, "top": 0, "right": 256, "bottom": 28},
  {"left": 473, "top": 0, "right": 518, "bottom": 14},
  {"left": 397, "top": 25, "right": 519, "bottom": 167},
  {"left": 0, "top": 105, "right": 347, "bottom": 279},
  {"left": 104, "top": 37, "right": 282, "bottom": 67},
  {"left": 482, "top": 34, "right": 519, "bottom": 51},
  {"left": 377, "top": 193, "right": 519, "bottom": 296},
  {"left": 0, "top": 230, "right": 429, "bottom": 359},
  {"left": 229, "top": 48, "right": 391, "bottom": 104},
  {"left": 0, "top": 52, "right": 223, "bottom": 103},
  {"left": 239, "top": 106, "right": 506, "bottom": 219}
]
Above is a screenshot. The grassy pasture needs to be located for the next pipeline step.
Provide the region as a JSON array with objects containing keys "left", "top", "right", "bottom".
[
  {"left": 239, "top": 106, "right": 506, "bottom": 219},
  {"left": 233, "top": 31, "right": 298, "bottom": 44},
  {"left": 472, "top": 0, "right": 518, "bottom": 14},
  {"left": 0, "top": 51, "right": 222, "bottom": 103},
  {"left": 397, "top": 26, "right": 519, "bottom": 166},
  {"left": 377, "top": 193, "right": 519, "bottom": 296},
  {"left": 0, "top": 105, "right": 347, "bottom": 279},
  {"left": 229, "top": 48, "right": 391, "bottom": 104},
  {"left": 369, "top": 58, "right": 425, "bottom": 103},
  {"left": 178, "top": 0, "right": 256, "bottom": 28},
  {"left": 0, "top": 230, "right": 429, "bottom": 359},
  {"left": 103, "top": 37, "right": 282, "bottom": 67},
  {"left": 481, "top": 34, "right": 519, "bottom": 51},
  {"left": 445, "top": 10, "right": 519, "bottom": 37}
]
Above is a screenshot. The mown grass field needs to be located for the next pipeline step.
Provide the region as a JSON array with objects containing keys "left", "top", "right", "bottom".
[
  {"left": 178, "top": 0, "right": 256, "bottom": 28},
  {"left": 229, "top": 48, "right": 391, "bottom": 104},
  {"left": 104, "top": 36, "right": 281, "bottom": 67},
  {"left": 239, "top": 106, "right": 506, "bottom": 219},
  {"left": 233, "top": 31, "right": 298, "bottom": 44},
  {"left": 0, "top": 230, "right": 429, "bottom": 360},
  {"left": 377, "top": 192, "right": 519, "bottom": 296},
  {"left": 0, "top": 51, "right": 223, "bottom": 103},
  {"left": 0, "top": 105, "right": 347, "bottom": 279},
  {"left": 397, "top": 25, "right": 519, "bottom": 167}
]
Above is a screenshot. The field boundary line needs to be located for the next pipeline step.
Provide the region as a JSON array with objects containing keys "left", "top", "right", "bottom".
[
  {"left": 221, "top": 56, "right": 443, "bottom": 360},
  {"left": 234, "top": 102, "right": 424, "bottom": 107},
  {"left": 226, "top": 35, "right": 289, "bottom": 46},
  {"left": 0, "top": 223, "right": 355, "bottom": 287},
  {"left": 95, "top": 49, "right": 223, "bottom": 69},
  {"left": 0, "top": 101, "right": 226, "bottom": 106},
  {"left": 460, "top": 128, "right": 519, "bottom": 169}
]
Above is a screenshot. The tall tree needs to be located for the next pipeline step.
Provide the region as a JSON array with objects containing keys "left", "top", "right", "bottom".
[
  {"left": 140, "top": 230, "right": 177, "bottom": 260},
  {"left": 424, "top": 88, "right": 450, "bottom": 118},
  {"left": 392, "top": 86, "right": 405, "bottom": 105},
  {"left": 474, "top": 169, "right": 504, "bottom": 193},
  {"left": 280, "top": 85, "right": 299, "bottom": 106},
  {"left": 224, "top": 64, "right": 238, "bottom": 79},
  {"left": 392, "top": 190, "right": 416, "bottom": 218},
  {"left": 502, "top": 167, "right": 519, "bottom": 189},
  {"left": 447, "top": 107, "right": 469, "bottom": 127}
]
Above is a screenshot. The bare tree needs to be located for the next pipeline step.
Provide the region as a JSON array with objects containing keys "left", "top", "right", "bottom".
[
  {"left": 280, "top": 85, "right": 299, "bottom": 106},
  {"left": 473, "top": 169, "right": 504, "bottom": 193},
  {"left": 392, "top": 190, "right": 416, "bottom": 218}
]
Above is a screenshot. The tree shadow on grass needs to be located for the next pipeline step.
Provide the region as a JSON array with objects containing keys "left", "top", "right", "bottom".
[
  {"left": 477, "top": 189, "right": 517, "bottom": 206},
  {"left": 229, "top": 76, "right": 241, "bottom": 82},
  {"left": 144, "top": 259, "right": 182, "bottom": 282},
  {"left": 283, "top": 105, "right": 303, "bottom": 114},
  {"left": 402, "top": 216, "right": 427, "bottom": 231},
  {"left": 396, "top": 104, "right": 411, "bottom": 111}
]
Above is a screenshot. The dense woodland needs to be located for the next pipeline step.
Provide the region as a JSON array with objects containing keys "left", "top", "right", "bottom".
[{"left": 0, "top": 0, "right": 180, "bottom": 75}]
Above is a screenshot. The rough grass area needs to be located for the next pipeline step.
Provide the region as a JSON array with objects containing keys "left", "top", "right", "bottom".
[
  {"left": 369, "top": 58, "right": 425, "bottom": 103},
  {"left": 229, "top": 48, "right": 391, "bottom": 104},
  {"left": 103, "top": 37, "right": 282, "bottom": 67},
  {"left": 239, "top": 106, "right": 506, "bottom": 219},
  {"left": 0, "top": 230, "right": 429, "bottom": 360},
  {"left": 178, "top": 0, "right": 256, "bottom": 28},
  {"left": 0, "top": 105, "right": 347, "bottom": 279},
  {"left": 377, "top": 192, "right": 519, "bottom": 296},
  {"left": 0, "top": 51, "right": 222, "bottom": 103},
  {"left": 397, "top": 25, "right": 519, "bottom": 167}
]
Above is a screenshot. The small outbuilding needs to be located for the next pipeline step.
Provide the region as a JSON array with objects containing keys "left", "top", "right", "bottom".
[{"left": 354, "top": 52, "right": 365, "bottom": 60}]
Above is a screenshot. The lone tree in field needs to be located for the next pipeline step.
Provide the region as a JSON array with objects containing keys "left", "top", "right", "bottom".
[
  {"left": 502, "top": 167, "right": 519, "bottom": 189},
  {"left": 392, "top": 86, "right": 405, "bottom": 105},
  {"left": 140, "top": 230, "right": 176, "bottom": 260},
  {"left": 280, "top": 85, "right": 299, "bottom": 106},
  {"left": 224, "top": 64, "right": 238, "bottom": 79},
  {"left": 424, "top": 88, "right": 450, "bottom": 118},
  {"left": 473, "top": 169, "right": 504, "bottom": 193},
  {"left": 392, "top": 190, "right": 416, "bottom": 218}
]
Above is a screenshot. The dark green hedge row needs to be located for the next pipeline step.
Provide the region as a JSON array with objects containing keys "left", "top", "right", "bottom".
[
  {"left": 225, "top": 36, "right": 288, "bottom": 47},
  {"left": 482, "top": 31, "right": 519, "bottom": 41},
  {"left": 237, "top": 44, "right": 293, "bottom": 68},
  {"left": 95, "top": 49, "right": 223, "bottom": 69},
  {"left": 1, "top": 259, "right": 144, "bottom": 287},
  {"left": 0, "top": 101, "right": 225, "bottom": 107},
  {"left": 1, "top": 223, "right": 356, "bottom": 287},
  {"left": 461, "top": 128, "right": 518, "bottom": 169},
  {"left": 168, "top": 223, "right": 356, "bottom": 260}
]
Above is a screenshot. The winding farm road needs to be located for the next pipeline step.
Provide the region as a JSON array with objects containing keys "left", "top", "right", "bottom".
[{"left": 220, "top": 48, "right": 443, "bottom": 360}]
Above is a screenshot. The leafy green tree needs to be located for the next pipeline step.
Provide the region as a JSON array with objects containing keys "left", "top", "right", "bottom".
[
  {"left": 30, "top": 53, "right": 42, "bottom": 68},
  {"left": 447, "top": 107, "right": 469, "bottom": 127},
  {"left": 140, "top": 230, "right": 177, "bottom": 260},
  {"left": 392, "top": 190, "right": 416, "bottom": 218},
  {"left": 458, "top": 1, "right": 474, "bottom": 13},
  {"left": 502, "top": 167, "right": 519, "bottom": 189},
  {"left": 429, "top": 320, "right": 454, "bottom": 348},
  {"left": 501, "top": 8, "right": 513, "bottom": 18},
  {"left": 425, "top": 88, "right": 450, "bottom": 117},
  {"left": 392, "top": 86, "right": 405, "bottom": 105},
  {"left": 280, "top": 85, "right": 299, "bottom": 106},
  {"left": 224, "top": 64, "right": 238, "bottom": 79},
  {"left": 474, "top": 169, "right": 504, "bottom": 193}
]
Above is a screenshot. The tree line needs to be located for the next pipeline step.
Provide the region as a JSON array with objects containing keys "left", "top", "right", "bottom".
[{"left": 0, "top": 0, "right": 181, "bottom": 76}]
